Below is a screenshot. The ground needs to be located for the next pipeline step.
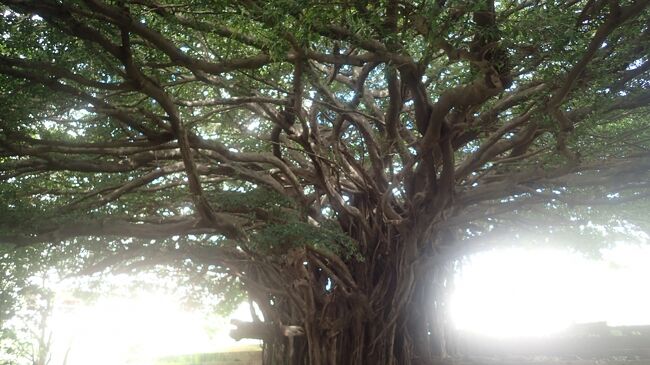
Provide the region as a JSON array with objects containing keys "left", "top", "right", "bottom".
[{"left": 155, "top": 345, "right": 261, "bottom": 365}]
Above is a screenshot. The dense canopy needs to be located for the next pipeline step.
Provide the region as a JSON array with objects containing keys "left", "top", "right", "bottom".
[{"left": 1, "top": 1, "right": 649, "bottom": 364}]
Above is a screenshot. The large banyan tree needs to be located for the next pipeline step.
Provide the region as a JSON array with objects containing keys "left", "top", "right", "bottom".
[{"left": 1, "top": 0, "right": 649, "bottom": 364}]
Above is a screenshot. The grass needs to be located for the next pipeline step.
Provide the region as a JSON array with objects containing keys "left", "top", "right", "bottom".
[{"left": 154, "top": 345, "right": 261, "bottom": 365}]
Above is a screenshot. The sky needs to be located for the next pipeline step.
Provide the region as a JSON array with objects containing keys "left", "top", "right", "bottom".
[
  {"left": 47, "top": 292, "right": 259, "bottom": 365},
  {"left": 450, "top": 243, "right": 650, "bottom": 337},
  {"left": 36, "top": 242, "right": 650, "bottom": 364}
]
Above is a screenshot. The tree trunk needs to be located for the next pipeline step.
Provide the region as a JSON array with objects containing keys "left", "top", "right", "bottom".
[
  {"left": 237, "top": 230, "right": 458, "bottom": 365},
  {"left": 252, "top": 297, "right": 452, "bottom": 365}
]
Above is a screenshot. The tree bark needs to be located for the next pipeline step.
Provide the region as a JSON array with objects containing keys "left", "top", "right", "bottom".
[{"left": 234, "top": 232, "right": 458, "bottom": 365}]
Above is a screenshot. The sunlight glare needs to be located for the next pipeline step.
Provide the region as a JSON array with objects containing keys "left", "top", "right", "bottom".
[
  {"left": 450, "top": 243, "right": 650, "bottom": 338},
  {"left": 50, "top": 291, "right": 258, "bottom": 365}
]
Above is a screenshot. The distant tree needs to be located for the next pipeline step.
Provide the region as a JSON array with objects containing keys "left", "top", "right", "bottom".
[
  {"left": 1, "top": 1, "right": 649, "bottom": 364},
  {"left": 0, "top": 271, "right": 56, "bottom": 365}
]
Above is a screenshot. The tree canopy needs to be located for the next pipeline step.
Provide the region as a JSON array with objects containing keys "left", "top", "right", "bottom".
[{"left": 1, "top": 1, "right": 649, "bottom": 364}]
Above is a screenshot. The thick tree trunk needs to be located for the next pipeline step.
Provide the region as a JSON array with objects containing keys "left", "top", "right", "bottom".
[
  {"left": 250, "top": 299, "right": 452, "bottom": 365},
  {"left": 236, "top": 232, "right": 458, "bottom": 365}
]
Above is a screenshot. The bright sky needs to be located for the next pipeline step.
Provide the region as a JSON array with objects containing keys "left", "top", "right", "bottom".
[
  {"left": 48, "top": 288, "right": 259, "bottom": 365},
  {"left": 450, "top": 243, "right": 650, "bottom": 337},
  {"left": 40, "top": 242, "right": 650, "bottom": 364}
]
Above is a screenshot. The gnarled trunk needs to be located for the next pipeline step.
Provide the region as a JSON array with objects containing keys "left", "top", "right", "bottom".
[{"left": 234, "top": 229, "right": 458, "bottom": 365}]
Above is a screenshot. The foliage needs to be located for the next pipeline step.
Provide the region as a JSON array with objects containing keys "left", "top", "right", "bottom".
[
  {"left": 0, "top": 0, "right": 649, "bottom": 363},
  {"left": 0, "top": 271, "right": 56, "bottom": 365}
]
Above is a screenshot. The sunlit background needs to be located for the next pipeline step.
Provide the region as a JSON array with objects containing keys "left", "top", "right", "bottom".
[
  {"left": 45, "top": 279, "right": 261, "bottom": 365},
  {"left": 29, "top": 241, "right": 650, "bottom": 364},
  {"left": 451, "top": 242, "right": 650, "bottom": 337}
]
